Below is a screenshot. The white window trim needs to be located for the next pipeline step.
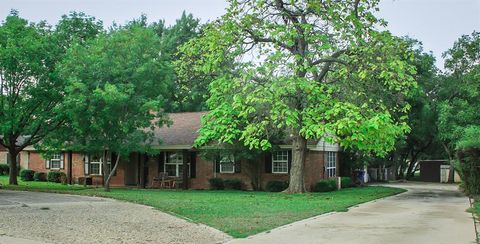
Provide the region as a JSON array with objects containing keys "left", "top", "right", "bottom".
[
  {"left": 326, "top": 151, "right": 336, "bottom": 178},
  {"left": 219, "top": 155, "right": 235, "bottom": 173},
  {"left": 89, "top": 153, "right": 111, "bottom": 176},
  {"left": 164, "top": 152, "right": 189, "bottom": 177},
  {"left": 50, "top": 153, "right": 62, "bottom": 169},
  {"left": 272, "top": 151, "right": 289, "bottom": 174}
]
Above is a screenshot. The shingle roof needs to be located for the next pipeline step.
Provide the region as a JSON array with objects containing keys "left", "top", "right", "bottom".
[{"left": 152, "top": 111, "right": 207, "bottom": 146}]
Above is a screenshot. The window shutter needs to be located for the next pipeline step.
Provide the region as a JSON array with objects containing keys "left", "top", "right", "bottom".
[
  {"left": 45, "top": 158, "right": 50, "bottom": 169},
  {"left": 84, "top": 155, "right": 89, "bottom": 175},
  {"left": 190, "top": 152, "right": 196, "bottom": 178},
  {"left": 265, "top": 152, "right": 272, "bottom": 173},
  {"left": 60, "top": 153, "right": 64, "bottom": 169},
  {"left": 234, "top": 161, "right": 241, "bottom": 173},
  {"left": 111, "top": 153, "right": 117, "bottom": 176},
  {"left": 158, "top": 152, "right": 165, "bottom": 174},
  {"left": 287, "top": 150, "right": 292, "bottom": 173},
  {"left": 215, "top": 159, "right": 220, "bottom": 173}
]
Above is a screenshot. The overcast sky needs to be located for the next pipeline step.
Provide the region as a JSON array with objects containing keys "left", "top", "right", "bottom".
[{"left": 1, "top": 0, "right": 479, "bottom": 69}]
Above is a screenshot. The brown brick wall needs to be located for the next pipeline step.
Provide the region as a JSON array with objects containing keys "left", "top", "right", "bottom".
[
  {"left": 22, "top": 149, "right": 340, "bottom": 190},
  {"left": 190, "top": 156, "right": 214, "bottom": 189},
  {"left": 189, "top": 149, "right": 334, "bottom": 190}
]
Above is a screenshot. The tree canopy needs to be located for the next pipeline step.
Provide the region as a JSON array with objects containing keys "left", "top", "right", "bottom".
[
  {"left": 0, "top": 11, "right": 102, "bottom": 184},
  {"left": 47, "top": 25, "right": 172, "bottom": 191},
  {"left": 179, "top": 0, "right": 417, "bottom": 192}
]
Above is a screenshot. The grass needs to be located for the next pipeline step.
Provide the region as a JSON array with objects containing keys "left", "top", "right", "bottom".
[
  {"left": 0, "top": 175, "right": 405, "bottom": 238},
  {"left": 473, "top": 196, "right": 480, "bottom": 217}
]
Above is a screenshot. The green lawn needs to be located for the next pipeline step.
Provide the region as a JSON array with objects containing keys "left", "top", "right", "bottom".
[{"left": 0, "top": 176, "right": 405, "bottom": 238}]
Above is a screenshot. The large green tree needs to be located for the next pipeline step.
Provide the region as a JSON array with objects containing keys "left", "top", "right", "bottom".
[
  {"left": 436, "top": 31, "right": 479, "bottom": 184},
  {"left": 179, "top": 0, "right": 417, "bottom": 192},
  {"left": 52, "top": 25, "right": 171, "bottom": 191},
  {"left": 0, "top": 11, "right": 101, "bottom": 185}
]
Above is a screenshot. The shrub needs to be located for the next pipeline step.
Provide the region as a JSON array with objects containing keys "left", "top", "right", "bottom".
[
  {"left": 20, "top": 169, "right": 35, "bottom": 181},
  {"left": 224, "top": 179, "right": 242, "bottom": 190},
  {"left": 47, "top": 171, "right": 66, "bottom": 183},
  {"left": 313, "top": 179, "right": 337, "bottom": 192},
  {"left": 265, "top": 180, "right": 288, "bottom": 192},
  {"left": 0, "top": 164, "right": 9, "bottom": 175},
  {"left": 341, "top": 177, "right": 354, "bottom": 188},
  {"left": 209, "top": 178, "right": 224, "bottom": 190},
  {"left": 33, "top": 172, "right": 47, "bottom": 182}
]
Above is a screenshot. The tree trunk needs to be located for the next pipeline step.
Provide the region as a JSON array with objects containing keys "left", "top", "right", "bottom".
[
  {"left": 8, "top": 149, "right": 18, "bottom": 185},
  {"left": 104, "top": 154, "right": 120, "bottom": 192},
  {"left": 284, "top": 134, "right": 307, "bottom": 193}
]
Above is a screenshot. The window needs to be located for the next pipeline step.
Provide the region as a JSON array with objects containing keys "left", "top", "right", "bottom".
[
  {"left": 272, "top": 150, "right": 289, "bottom": 174},
  {"left": 326, "top": 151, "right": 336, "bottom": 178},
  {"left": 89, "top": 153, "right": 111, "bottom": 175},
  {"left": 164, "top": 152, "right": 188, "bottom": 177},
  {"left": 50, "top": 153, "right": 62, "bottom": 169},
  {"left": 219, "top": 155, "right": 235, "bottom": 173}
]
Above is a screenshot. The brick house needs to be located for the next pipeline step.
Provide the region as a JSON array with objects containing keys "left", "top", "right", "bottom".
[{"left": 0, "top": 112, "right": 340, "bottom": 190}]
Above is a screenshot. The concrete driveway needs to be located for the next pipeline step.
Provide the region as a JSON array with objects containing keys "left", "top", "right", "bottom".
[
  {"left": 230, "top": 182, "right": 476, "bottom": 244},
  {"left": 0, "top": 190, "right": 230, "bottom": 244}
]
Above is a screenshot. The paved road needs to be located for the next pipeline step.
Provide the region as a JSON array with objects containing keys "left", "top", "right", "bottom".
[
  {"left": 230, "top": 182, "right": 476, "bottom": 244},
  {"left": 0, "top": 190, "right": 230, "bottom": 244}
]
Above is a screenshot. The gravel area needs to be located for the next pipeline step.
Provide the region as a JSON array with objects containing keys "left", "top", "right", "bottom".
[{"left": 0, "top": 190, "right": 231, "bottom": 244}]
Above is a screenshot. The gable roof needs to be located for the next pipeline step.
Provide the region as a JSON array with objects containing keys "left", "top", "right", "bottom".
[{"left": 151, "top": 112, "right": 207, "bottom": 148}]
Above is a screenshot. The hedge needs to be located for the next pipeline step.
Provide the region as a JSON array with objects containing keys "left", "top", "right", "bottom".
[
  {"left": 47, "top": 171, "right": 66, "bottom": 183},
  {"left": 208, "top": 178, "right": 224, "bottom": 190},
  {"left": 34, "top": 172, "right": 47, "bottom": 182},
  {"left": 313, "top": 179, "right": 337, "bottom": 192},
  {"left": 224, "top": 179, "right": 242, "bottom": 190},
  {"left": 341, "top": 177, "right": 354, "bottom": 188},
  {"left": 265, "top": 180, "right": 288, "bottom": 192},
  {"left": 0, "top": 164, "right": 9, "bottom": 175},
  {"left": 20, "top": 169, "right": 35, "bottom": 181}
]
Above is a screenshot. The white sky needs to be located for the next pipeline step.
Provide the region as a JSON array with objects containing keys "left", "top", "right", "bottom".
[{"left": 1, "top": 0, "right": 479, "bottom": 69}]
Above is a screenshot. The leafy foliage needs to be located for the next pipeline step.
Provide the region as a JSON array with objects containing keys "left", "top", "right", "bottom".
[
  {"left": 265, "top": 180, "right": 288, "bottom": 192},
  {"left": 313, "top": 179, "right": 337, "bottom": 192},
  {"left": 178, "top": 0, "right": 417, "bottom": 192},
  {"left": 0, "top": 164, "right": 9, "bottom": 175},
  {"left": 33, "top": 172, "right": 47, "bottom": 182},
  {"left": 224, "top": 179, "right": 243, "bottom": 190},
  {"left": 341, "top": 177, "right": 354, "bottom": 188},
  {"left": 208, "top": 178, "right": 225, "bottom": 190},
  {"left": 437, "top": 31, "right": 479, "bottom": 150},
  {"left": 47, "top": 171, "right": 66, "bottom": 183},
  {"left": 19, "top": 169, "right": 35, "bottom": 181},
  {"left": 0, "top": 11, "right": 102, "bottom": 184}
]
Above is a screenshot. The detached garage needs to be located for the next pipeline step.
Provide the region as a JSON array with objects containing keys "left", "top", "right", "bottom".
[{"left": 418, "top": 160, "right": 448, "bottom": 182}]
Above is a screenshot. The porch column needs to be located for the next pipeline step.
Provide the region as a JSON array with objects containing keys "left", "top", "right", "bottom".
[
  {"left": 182, "top": 150, "right": 189, "bottom": 190},
  {"left": 67, "top": 151, "right": 73, "bottom": 185}
]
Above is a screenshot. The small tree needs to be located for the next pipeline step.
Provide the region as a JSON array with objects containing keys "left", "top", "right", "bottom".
[
  {"left": 55, "top": 25, "right": 171, "bottom": 191},
  {"left": 179, "top": 0, "right": 417, "bottom": 192}
]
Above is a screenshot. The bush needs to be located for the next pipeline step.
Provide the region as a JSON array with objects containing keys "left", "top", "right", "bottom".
[
  {"left": 34, "top": 172, "right": 47, "bottom": 182},
  {"left": 313, "top": 179, "right": 337, "bottom": 192},
  {"left": 265, "top": 180, "right": 288, "bottom": 192},
  {"left": 0, "top": 164, "right": 9, "bottom": 175},
  {"left": 224, "top": 179, "right": 242, "bottom": 190},
  {"left": 341, "top": 177, "right": 354, "bottom": 188},
  {"left": 209, "top": 178, "right": 224, "bottom": 190},
  {"left": 458, "top": 149, "right": 480, "bottom": 195},
  {"left": 20, "top": 169, "right": 35, "bottom": 181},
  {"left": 47, "top": 171, "right": 66, "bottom": 183}
]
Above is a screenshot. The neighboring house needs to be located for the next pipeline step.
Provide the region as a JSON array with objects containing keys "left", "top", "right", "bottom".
[{"left": 0, "top": 112, "right": 341, "bottom": 190}]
